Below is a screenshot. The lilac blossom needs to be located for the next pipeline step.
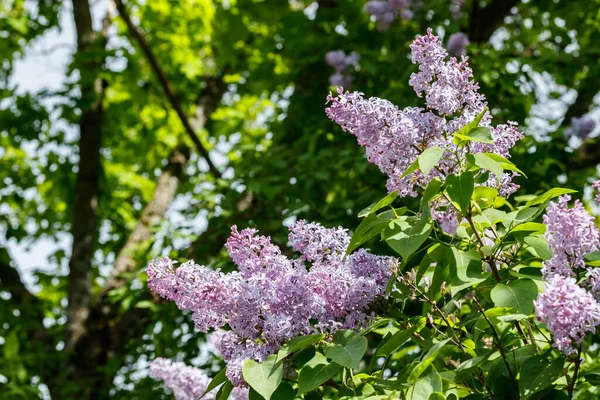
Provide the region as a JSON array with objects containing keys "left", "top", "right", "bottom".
[
  {"left": 149, "top": 358, "right": 213, "bottom": 400},
  {"left": 542, "top": 195, "right": 600, "bottom": 277},
  {"left": 593, "top": 180, "right": 600, "bottom": 205},
  {"left": 450, "top": 0, "right": 464, "bottom": 20},
  {"left": 325, "top": 50, "right": 359, "bottom": 88},
  {"left": 565, "top": 116, "right": 595, "bottom": 140},
  {"left": 150, "top": 357, "right": 249, "bottom": 399},
  {"left": 147, "top": 221, "right": 395, "bottom": 387},
  {"left": 431, "top": 199, "right": 459, "bottom": 235},
  {"left": 535, "top": 276, "right": 600, "bottom": 355},
  {"left": 447, "top": 32, "right": 469, "bottom": 58},
  {"left": 364, "top": 0, "right": 413, "bottom": 31},
  {"left": 326, "top": 29, "right": 523, "bottom": 200}
]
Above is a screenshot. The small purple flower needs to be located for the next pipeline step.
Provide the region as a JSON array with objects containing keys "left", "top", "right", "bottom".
[
  {"left": 592, "top": 180, "right": 600, "bottom": 205},
  {"left": 535, "top": 276, "right": 600, "bottom": 355},
  {"left": 565, "top": 116, "right": 595, "bottom": 139},
  {"left": 542, "top": 195, "right": 600, "bottom": 277},
  {"left": 364, "top": 0, "right": 413, "bottom": 31},
  {"left": 447, "top": 32, "right": 469, "bottom": 58},
  {"left": 325, "top": 50, "right": 359, "bottom": 88},
  {"left": 149, "top": 358, "right": 212, "bottom": 400}
]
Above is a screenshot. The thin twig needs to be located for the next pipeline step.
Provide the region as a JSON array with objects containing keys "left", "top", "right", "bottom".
[
  {"left": 405, "top": 279, "right": 495, "bottom": 398},
  {"left": 473, "top": 297, "right": 519, "bottom": 398},
  {"left": 567, "top": 347, "right": 583, "bottom": 399},
  {"left": 114, "top": 0, "right": 222, "bottom": 178}
]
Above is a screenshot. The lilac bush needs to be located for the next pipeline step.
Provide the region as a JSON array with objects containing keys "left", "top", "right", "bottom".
[{"left": 148, "top": 29, "right": 600, "bottom": 400}]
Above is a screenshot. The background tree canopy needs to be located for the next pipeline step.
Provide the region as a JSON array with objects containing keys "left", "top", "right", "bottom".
[{"left": 1, "top": 0, "right": 599, "bottom": 398}]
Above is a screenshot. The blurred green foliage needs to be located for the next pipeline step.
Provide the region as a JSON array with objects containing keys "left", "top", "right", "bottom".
[{"left": 1, "top": 0, "right": 600, "bottom": 398}]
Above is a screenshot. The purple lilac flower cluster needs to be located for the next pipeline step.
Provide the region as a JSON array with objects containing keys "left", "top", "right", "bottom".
[
  {"left": 148, "top": 221, "right": 395, "bottom": 386},
  {"left": 326, "top": 29, "right": 523, "bottom": 230},
  {"left": 149, "top": 357, "right": 247, "bottom": 400},
  {"left": 534, "top": 276, "right": 600, "bottom": 355},
  {"left": 565, "top": 116, "right": 595, "bottom": 140},
  {"left": 541, "top": 195, "right": 600, "bottom": 277},
  {"left": 449, "top": 0, "right": 464, "bottom": 20},
  {"left": 534, "top": 195, "right": 600, "bottom": 354},
  {"left": 592, "top": 180, "right": 600, "bottom": 205},
  {"left": 364, "top": 0, "right": 415, "bottom": 31},
  {"left": 325, "top": 50, "right": 360, "bottom": 88},
  {"left": 447, "top": 32, "right": 469, "bottom": 58}
]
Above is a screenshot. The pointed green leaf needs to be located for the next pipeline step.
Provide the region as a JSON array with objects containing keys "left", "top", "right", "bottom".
[
  {"left": 384, "top": 208, "right": 433, "bottom": 260},
  {"left": 490, "top": 279, "right": 538, "bottom": 315},
  {"left": 525, "top": 188, "right": 577, "bottom": 207},
  {"left": 418, "top": 146, "right": 445, "bottom": 176},
  {"left": 242, "top": 355, "right": 283, "bottom": 400},
  {"left": 471, "top": 153, "right": 503, "bottom": 182},
  {"left": 455, "top": 127, "right": 494, "bottom": 144},
  {"left": 298, "top": 352, "right": 341, "bottom": 394},
  {"left": 420, "top": 178, "right": 444, "bottom": 210},
  {"left": 407, "top": 339, "right": 450, "bottom": 383},
  {"left": 375, "top": 320, "right": 425, "bottom": 357},
  {"left": 358, "top": 191, "right": 398, "bottom": 218},
  {"left": 276, "top": 334, "right": 325, "bottom": 362},
  {"left": 325, "top": 335, "right": 367, "bottom": 369},
  {"left": 401, "top": 158, "right": 420, "bottom": 178},
  {"left": 519, "top": 356, "right": 564, "bottom": 398},
  {"left": 446, "top": 172, "right": 474, "bottom": 214},
  {"left": 200, "top": 368, "right": 227, "bottom": 399}
]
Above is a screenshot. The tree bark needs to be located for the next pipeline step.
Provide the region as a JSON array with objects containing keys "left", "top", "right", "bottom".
[
  {"left": 65, "top": 0, "right": 110, "bottom": 353},
  {"left": 102, "top": 146, "right": 190, "bottom": 294}
]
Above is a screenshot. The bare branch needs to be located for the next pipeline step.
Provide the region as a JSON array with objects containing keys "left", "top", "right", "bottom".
[
  {"left": 114, "top": 0, "right": 222, "bottom": 178},
  {"left": 102, "top": 146, "right": 190, "bottom": 294}
]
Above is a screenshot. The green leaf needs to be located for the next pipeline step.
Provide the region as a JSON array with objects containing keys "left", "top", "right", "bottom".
[
  {"left": 358, "top": 191, "right": 398, "bottom": 218},
  {"left": 242, "top": 355, "right": 283, "bottom": 400},
  {"left": 490, "top": 279, "right": 538, "bottom": 315},
  {"left": 347, "top": 212, "right": 395, "bottom": 255},
  {"left": 519, "top": 356, "right": 564, "bottom": 398},
  {"left": 215, "top": 380, "right": 233, "bottom": 400},
  {"left": 525, "top": 188, "right": 577, "bottom": 207},
  {"left": 298, "top": 352, "right": 341, "bottom": 394},
  {"left": 407, "top": 339, "right": 450, "bottom": 383},
  {"left": 482, "top": 153, "right": 526, "bottom": 176},
  {"left": 276, "top": 333, "right": 325, "bottom": 362},
  {"left": 524, "top": 235, "right": 552, "bottom": 260},
  {"left": 418, "top": 147, "right": 445, "bottom": 176},
  {"left": 4, "top": 331, "right": 19, "bottom": 359},
  {"left": 200, "top": 368, "right": 227, "bottom": 399},
  {"left": 385, "top": 208, "right": 433, "bottom": 261},
  {"left": 453, "top": 108, "right": 488, "bottom": 138},
  {"left": 470, "top": 153, "right": 503, "bottom": 182},
  {"left": 375, "top": 319, "right": 425, "bottom": 357},
  {"left": 420, "top": 178, "right": 444, "bottom": 210},
  {"left": 509, "top": 222, "right": 546, "bottom": 235},
  {"left": 472, "top": 186, "right": 498, "bottom": 209},
  {"left": 429, "top": 393, "right": 446, "bottom": 400},
  {"left": 402, "top": 158, "right": 420, "bottom": 178},
  {"left": 455, "top": 127, "right": 494, "bottom": 144},
  {"left": 448, "top": 248, "right": 488, "bottom": 293},
  {"left": 271, "top": 382, "right": 296, "bottom": 400},
  {"left": 325, "top": 334, "right": 367, "bottom": 369},
  {"left": 446, "top": 172, "right": 474, "bottom": 214},
  {"left": 410, "top": 371, "right": 443, "bottom": 400}
]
